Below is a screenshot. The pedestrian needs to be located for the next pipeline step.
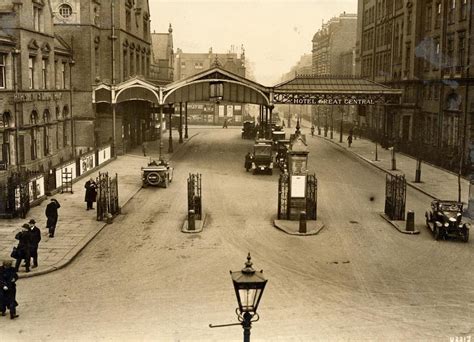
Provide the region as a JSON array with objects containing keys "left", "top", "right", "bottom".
[
  {"left": 223, "top": 119, "right": 228, "bottom": 128},
  {"left": 347, "top": 134, "right": 353, "bottom": 147},
  {"left": 0, "top": 260, "right": 19, "bottom": 319},
  {"left": 142, "top": 141, "right": 148, "bottom": 157},
  {"left": 14, "top": 224, "right": 31, "bottom": 273},
  {"left": 84, "top": 178, "right": 97, "bottom": 210},
  {"left": 244, "top": 152, "right": 253, "bottom": 172},
  {"left": 45, "top": 198, "right": 61, "bottom": 238},
  {"left": 28, "top": 219, "right": 41, "bottom": 269}
]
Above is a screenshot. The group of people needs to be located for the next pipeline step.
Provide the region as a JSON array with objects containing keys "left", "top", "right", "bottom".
[{"left": 12, "top": 219, "right": 42, "bottom": 273}]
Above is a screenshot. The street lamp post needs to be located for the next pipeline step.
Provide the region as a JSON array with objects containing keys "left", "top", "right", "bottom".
[
  {"left": 168, "top": 104, "right": 173, "bottom": 153},
  {"left": 339, "top": 106, "right": 344, "bottom": 143},
  {"left": 210, "top": 253, "right": 267, "bottom": 342}
]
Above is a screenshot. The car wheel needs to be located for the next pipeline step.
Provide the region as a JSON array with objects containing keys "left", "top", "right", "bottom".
[{"left": 434, "top": 226, "right": 441, "bottom": 241}]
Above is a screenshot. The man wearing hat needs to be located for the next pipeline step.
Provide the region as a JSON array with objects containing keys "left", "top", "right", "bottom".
[
  {"left": 14, "top": 224, "right": 32, "bottom": 273},
  {"left": 45, "top": 198, "right": 60, "bottom": 238},
  {"left": 28, "top": 219, "right": 41, "bottom": 268},
  {"left": 0, "top": 260, "right": 19, "bottom": 319}
]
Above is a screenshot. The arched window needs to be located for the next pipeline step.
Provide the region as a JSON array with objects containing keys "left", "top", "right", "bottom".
[
  {"left": 59, "top": 4, "right": 72, "bottom": 18},
  {"left": 43, "top": 109, "right": 51, "bottom": 155},
  {"left": 1, "top": 111, "right": 11, "bottom": 128},
  {"left": 446, "top": 93, "right": 461, "bottom": 111},
  {"left": 30, "top": 110, "right": 39, "bottom": 125}
]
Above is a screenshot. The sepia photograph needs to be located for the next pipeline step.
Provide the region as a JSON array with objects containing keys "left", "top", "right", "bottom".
[{"left": 0, "top": 0, "right": 473, "bottom": 340}]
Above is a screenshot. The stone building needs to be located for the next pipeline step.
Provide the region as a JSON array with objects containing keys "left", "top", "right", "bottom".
[
  {"left": 311, "top": 13, "right": 358, "bottom": 76},
  {"left": 0, "top": 0, "right": 73, "bottom": 205},
  {"left": 356, "top": 0, "right": 473, "bottom": 173},
  {"left": 51, "top": 0, "right": 153, "bottom": 154}
]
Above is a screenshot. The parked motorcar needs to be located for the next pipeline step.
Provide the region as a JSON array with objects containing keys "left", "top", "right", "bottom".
[
  {"left": 141, "top": 160, "right": 173, "bottom": 188},
  {"left": 425, "top": 200, "right": 469, "bottom": 242},
  {"left": 271, "top": 131, "right": 286, "bottom": 150},
  {"left": 241, "top": 121, "right": 256, "bottom": 139},
  {"left": 251, "top": 139, "right": 273, "bottom": 174}
]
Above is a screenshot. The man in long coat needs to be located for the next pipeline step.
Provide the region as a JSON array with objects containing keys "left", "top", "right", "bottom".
[
  {"left": 84, "top": 178, "right": 97, "bottom": 210},
  {"left": 0, "top": 260, "right": 19, "bottom": 319},
  {"left": 28, "top": 219, "right": 41, "bottom": 268},
  {"left": 45, "top": 198, "right": 61, "bottom": 238},
  {"left": 14, "top": 224, "right": 31, "bottom": 273}
]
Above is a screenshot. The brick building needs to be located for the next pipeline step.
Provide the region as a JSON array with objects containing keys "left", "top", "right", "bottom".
[
  {"left": 0, "top": 0, "right": 73, "bottom": 208},
  {"left": 150, "top": 25, "right": 174, "bottom": 85},
  {"left": 356, "top": 0, "right": 473, "bottom": 173},
  {"left": 173, "top": 46, "right": 247, "bottom": 125},
  {"left": 51, "top": 0, "right": 153, "bottom": 154}
]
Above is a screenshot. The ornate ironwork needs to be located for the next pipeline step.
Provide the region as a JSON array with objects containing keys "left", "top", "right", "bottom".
[
  {"left": 385, "top": 174, "right": 406, "bottom": 220},
  {"left": 278, "top": 173, "right": 289, "bottom": 220},
  {"left": 97, "top": 172, "right": 120, "bottom": 222},
  {"left": 0, "top": 172, "right": 31, "bottom": 219},
  {"left": 306, "top": 174, "right": 318, "bottom": 220}
]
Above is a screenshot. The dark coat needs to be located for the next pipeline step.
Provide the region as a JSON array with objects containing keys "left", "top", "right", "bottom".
[
  {"left": 45, "top": 200, "right": 60, "bottom": 228},
  {"left": 84, "top": 180, "right": 98, "bottom": 203},
  {"left": 15, "top": 230, "right": 31, "bottom": 256},
  {"left": 0, "top": 266, "right": 18, "bottom": 308},
  {"left": 30, "top": 226, "right": 41, "bottom": 246}
]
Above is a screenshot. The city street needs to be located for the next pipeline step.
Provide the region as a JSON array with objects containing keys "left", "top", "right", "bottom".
[{"left": 3, "top": 128, "right": 473, "bottom": 341}]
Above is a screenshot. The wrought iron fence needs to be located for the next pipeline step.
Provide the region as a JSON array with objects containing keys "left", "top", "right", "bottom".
[{"left": 96, "top": 172, "right": 120, "bottom": 222}]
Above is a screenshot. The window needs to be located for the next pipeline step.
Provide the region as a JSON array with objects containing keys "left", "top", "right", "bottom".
[
  {"left": 62, "top": 106, "right": 69, "bottom": 147},
  {"left": 0, "top": 54, "right": 5, "bottom": 89},
  {"left": 126, "top": 10, "right": 131, "bottom": 31},
  {"left": 30, "top": 111, "right": 38, "bottom": 160},
  {"left": 33, "top": 6, "right": 42, "bottom": 32},
  {"left": 29, "top": 57, "right": 35, "bottom": 89},
  {"left": 447, "top": 34, "right": 455, "bottom": 67},
  {"left": 59, "top": 4, "right": 72, "bottom": 18},
  {"left": 123, "top": 50, "right": 128, "bottom": 78},
  {"left": 61, "top": 62, "right": 66, "bottom": 89},
  {"left": 448, "top": 0, "right": 455, "bottom": 23},
  {"left": 406, "top": 11, "right": 412, "bottom": 36},
  {"left": 435, "top": 2, "right": 441, "bottom": 28},
  {"left": 426, "top": 5, "right": 432, "bottom": 31},
  {"left": 94, "top": 6, "right": 100, "bottom": 26},
  {"left": 458, "top": 32, "right": 466, "bottom": 67},
  {"left": 95, "top": 46, "right": 100, "bottom": 78},
  {"left": 130, "top": 51, "right": 134, "bottom": 75},
  {"left": 43, "top": 110, "right": 50, "bottom": 155},
  {"left": 460, "top": 0, "right": 467, "bottom": 20},
  {"left": 433, "top": 38, "right": 440, "bottom": 69},
  {"left": 143, "top": 19, "right": 148, "bottom": 39},
  {"left": 41, "top": 59, "right": 47, "bottom": 89}
]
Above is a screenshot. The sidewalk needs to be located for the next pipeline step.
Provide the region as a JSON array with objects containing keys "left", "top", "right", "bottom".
[
  {"left": 294, "top": 118, "right": 470, "bottom": 203},
  {"left": 0, "top": 133, "right": 196, "bottom": 278}
]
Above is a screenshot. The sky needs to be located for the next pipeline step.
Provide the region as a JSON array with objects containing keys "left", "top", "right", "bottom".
[{"left": 149, "top": 0, "right": 358, "bottom": 86}]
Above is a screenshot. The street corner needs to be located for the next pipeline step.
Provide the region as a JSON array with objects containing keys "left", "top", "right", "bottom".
[
  {"left": 181, "top": 213, "right": 206, "bottom": 234},
  {"left": 273, "top": 219, "right": 325, "bottom": 236},
  {"left": 379, "top": 213, "right": 420, "bottom": 235}
]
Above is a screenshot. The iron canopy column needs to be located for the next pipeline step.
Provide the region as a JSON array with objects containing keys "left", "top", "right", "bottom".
[
  {"left": 168, "top": 104, "right": 173, "bottom": 153},
  {"left": 179, "top": 102, "right": 183, "bottom": 143},
  {"left": 184, "top": 101, "right": 189, "bottom": 139}
]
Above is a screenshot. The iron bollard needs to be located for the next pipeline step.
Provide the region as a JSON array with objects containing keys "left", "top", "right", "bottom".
[
  {"left": 406, "top": 210, "right": 415, "bottom": 232},
  {"left": 415, "top": 159, "right": 422, "bottom": 183},
  {"left": 188, "top": 209, "right": 196, "bottom": 231},
  {"left": 299, "top": 211, "right": 307, "bottom": 234}
]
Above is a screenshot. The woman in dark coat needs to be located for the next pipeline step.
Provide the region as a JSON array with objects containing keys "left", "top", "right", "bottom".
[
  {"left": 14, "top": 224, "right": 31, "bottom": 273},
  {"left": 84, "top": 178, "right": 97, "bottom": 210}
]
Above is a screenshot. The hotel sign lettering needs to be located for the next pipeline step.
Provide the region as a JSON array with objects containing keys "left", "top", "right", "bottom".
[
  {"left": 13, "top": 92, "right": 63, "bottom": 103},
  {"left": 288, "top": 97, "right": 375, "bottom": 105}
]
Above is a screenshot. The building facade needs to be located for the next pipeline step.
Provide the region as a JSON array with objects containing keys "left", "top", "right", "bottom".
[
  {"left": 357, "top": 0, "right": 473, "bottom": 173},
  {"left": 51, "top": 0, "right": 153, "bottom": 154},
  {"left": 173, "top": 47, "right": 247, "bottom": 125},
  {"left": 0, "top": 0, "right": 73, "bottom": 204}
]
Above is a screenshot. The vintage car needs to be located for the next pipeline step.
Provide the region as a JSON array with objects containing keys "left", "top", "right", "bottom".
[
  {"left": 271, "top": 131, "right": 286, "bottom": 150},
  {"left": 425, "top": 200, "right": 469, "bottom": 242},
  {"left": 251, "top": 139, "right": 273, "bottom": 174},
  {"left": 141, "top": 160, "right": 173, "bottom": 188},
  {"left": 241, "top": 121, "right": 256, "bottom": 139}
]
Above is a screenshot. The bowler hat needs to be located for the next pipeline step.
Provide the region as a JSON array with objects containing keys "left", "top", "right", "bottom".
[
  {"left": 29, "top": 219, "right": 36, "bottom": 224},
  {"left": 22, "top": 223, "right": 30, "bottom": 229}
]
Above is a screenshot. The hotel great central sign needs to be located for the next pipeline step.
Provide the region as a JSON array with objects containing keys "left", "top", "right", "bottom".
[{"left": 271, "top": 92, "right": 401, "bottom": 105}]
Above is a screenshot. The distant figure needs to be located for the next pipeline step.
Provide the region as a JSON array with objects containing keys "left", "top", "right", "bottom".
[
  {"left": 45, "top": 198, "right": 61, "bottom": 238},
  {"left": 84, "top": 178, "right": 98, "bottom": 210},
  {"left": 223, "top": 119, "right": 228, "bottom": 128},
  {"left": 28, "top": 219, "right": 41, "bottom": 269},
  {"left": 142, "top": 141, "right": 148, "bottom": 157},
  {"left": 282, "top": 120, "right": 285, "bottom": 128},
  {"left": 0, "top": 260, "right": 19, "bottom": 319},
  {"left": 347, "top": 134, "right": 353, "bottom": 147},
  {"left": 14, "top": 224, "right": 31, "bottom": 273},
  {"left": 311, "top": 126, "right": 315, "bottom": 136}
]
